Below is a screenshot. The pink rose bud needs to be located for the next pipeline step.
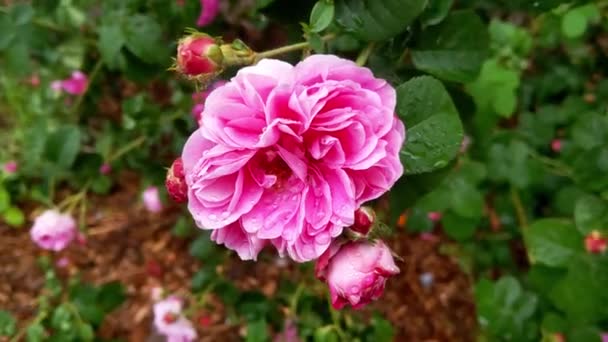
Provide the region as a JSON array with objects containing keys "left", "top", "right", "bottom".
[
  {"left": 61, "top": 71, "right": 88, "bottom": 95},
  {"left": 191, "top": 103, "right": 205, "bottom": 123},
  {"left": 143, "top": 186, "right": 163, "bottom": 213},
  {"left": 350, "top": 207, "right": 375, "bottom": 236},
  {"left": 3, "top": 160, "right": 18, "bottom": 174},
  {"left": 99, "top": 163, "right": 112, "bottom": 175},
  {"left": 427, "top": 211, "right": 442, "bottom": 222},
  {"left": 585, "top": 230, "right": 607, "bottom": 254},
  {"left": 153, "top": 297, "right": 197, "bottom": 341},
  {"left": 28, "top": 74, "right": 40, "bottom": 87},
  {"left": 196, "top": 0, "right": 220, "bottom": 27},
  {"left": 551, "top": 139, "right": 562, "bottom": 153},
  {"left": 176, "top": 34, "right": 223, "bottom": 77},
  {"left": 30, "top": 210, "right": 76, "bottom": 251},
  {"left": 315, "top": 241, "right": 400, "bottom": 309},
  {"left": 166, "top": 158, "right": 188, "bottom": 204}
]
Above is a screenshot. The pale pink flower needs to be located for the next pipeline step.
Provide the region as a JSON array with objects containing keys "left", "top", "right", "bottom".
[
  {"left": 142, "top": 186, "right": 163, "bottom": 213},
  {"left": 30, "top": 210, "right": 76, "bottom": 251},
  {"left": 51, "top": 80, "right": 63, "bottom": 92},
  {"left": 196, "top": 0, "right": 219, "bottom": 27},
  {"left": 274, "top": 319, "right": 300, "bottom": 342},
  {"left": 3, "top": 160, "right": 18, "bottom": 174},
  {"left": 182, "top": 55, "right": 405, "bottom": 262},
  {"left": 153, "top": 297, "right": 197, "bottom": 342},
  {"left": 601, "top": 333, "right": 608, "bottom": 342},
  {"left": 315, "top": 240, "right": 399, "bottom": 309},
  {"left": 56, "top": 257, "right": 70, "bottom": 268}
]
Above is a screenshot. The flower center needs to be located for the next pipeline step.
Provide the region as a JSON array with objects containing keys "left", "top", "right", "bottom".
[{"left": 262, "top": 150, "right": 292, "bottom": 190}]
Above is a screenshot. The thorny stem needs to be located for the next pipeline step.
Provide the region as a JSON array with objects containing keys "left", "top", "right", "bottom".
[
  {"left": 355, "top": 42, "right": 375, "bottom": 66},
  {"left": 253, "top": 34, "right": 336, "bottom": 63},
  {"left": 289, "top": 283, "right": 305, "bottom": 316}
]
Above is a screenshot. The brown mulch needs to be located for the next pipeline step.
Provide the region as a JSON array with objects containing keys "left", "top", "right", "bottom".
[{"left": 0, "top": 174, "right": 476, "bottom": 341}]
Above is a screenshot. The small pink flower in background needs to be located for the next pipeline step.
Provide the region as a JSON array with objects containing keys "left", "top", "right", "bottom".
[
  {"left": 182, "top": 55, "right": 405, "bottom": 262},
  {"left": 427, "top": 211, "right": 442, "bottom": 222},
  {"left": 551, "top": 139, "right": 562, "bottom": 153},
  {"left": 191, "top": 80, "right": 227, "bottom": 123},
  {"left": 143, "top": 186, "right": 163, "bottom": 213},
  {"left": 197, "top": 0, "right": 220, "bottom": 27},
  {"left": 584, "top": 230, "right": 607, "bottom": 254},
  {"left": 30, "top": 210, "right": 76, "bottom": 251},
  {"left": 151, "top": 287, "right": 163, "bottom": 301},
  {"left": 3, "top": 160, "right": 18, "bottom": 174},
  {"left": 166, "top": 158, "right": 188, "bottom": 204},
  {"left": 76, "top": 232, "right": 87, "bottom": 246},
  {"left": 601, "top": 333, "right": 608, "bottom": 342},
  {"left": 315, "top": 240, "right": 399, "bottom": 309},
  {"left": 51, "top": 71, "right": 88, "bottom": 95},
  {"left": 99, "top": 163, "right": 112, "bottom": 175},
  {"left": 274, "top": 319, "right": 300, "bottom": 342},
  {"left": 56, "top": 257, "right": 70, "bottom": 268},
  {"left": 153, "top": 297, "right": 197, "bottom": 342},
  {"left": 28, "top": 74, "right": 40, "bottom": 87}
]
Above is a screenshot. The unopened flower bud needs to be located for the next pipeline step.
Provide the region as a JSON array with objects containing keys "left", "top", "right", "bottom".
[
  {"left": 351, "top": 207, "right": 375, "bottom": 236},
  {"left": 99, "top": 163, "right": 112, "bottom": 175},
  {"left": 551, "top": 139, "right": 562, "bottom": 153},
  {"left": 585, "top": 230, "right": 607, "bottom": 254},
  {"left": 176, "top": 34, "right": 223, "bottom": 78},
  {"left": 166, "top": 158, "right": 188, "bottom": 203}
]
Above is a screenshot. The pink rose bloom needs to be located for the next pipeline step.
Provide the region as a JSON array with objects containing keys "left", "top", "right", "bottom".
[
  {"left": 191, "top": 80, "right": 227, "bottom": 123},
  {"left": 315, "top": 240, "right": 400, "bottom": 309},
  {"left": 3, "top": 160, "right": 18, "bottom": 174},
  {"left": 182, "top": 55, "right": 404, "bottom": 262},
  {"left": 197, "top": 0, "right": 219, "bottom": 27},
  {"left": 142, "top": 186, "right": 163, "bottom": 213},
  {"left": 30, "top": 210, "right": 77, "bottom": 251},
  {"left": 153, "top": 297, "right": 197, "bottom": 342}
]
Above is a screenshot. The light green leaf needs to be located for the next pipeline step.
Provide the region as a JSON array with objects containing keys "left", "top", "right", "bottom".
[
  {"left": 310, "top": 1, "right": 335, "bottom": 33},
  {"left": 3, "top": 207, "right": 25, "bottom": 227},
  {"left": 45, "top": 125, "right": 81, "bottom": 170}
]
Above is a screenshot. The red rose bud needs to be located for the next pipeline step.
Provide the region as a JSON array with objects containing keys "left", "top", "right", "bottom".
[
  {"left": 585, "top": 230, "right": 607, "bottom": 254},
  {"left": 351, "top": 207, "right": 375, "bottom": 236},
  {"left": 176, "top": 34, "right": 223, "bottom": 77},
  {"left": 166, "top": 158, "right": 188, "bottom": 203}
]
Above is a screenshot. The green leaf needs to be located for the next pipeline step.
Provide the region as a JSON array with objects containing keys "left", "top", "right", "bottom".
[
  {"left": 419, "top": 0, "right": 453, "bottom": 27},
  {"left": 97, "top": 23, "right": 126, "bottom": 70},
  {"left": 0, "top": 14, "right": 17, "bottom": 50},
  {"left": 396, "top": 76, "right": 464, "bottom": 174},
  {"left": 574, "top": 195, "right": 608, "bottom": 235},
  {"left": 442, "top": 210, "right": 479, "bottom": 241},
  {"left": 0, "top": 186, "right": 10, "bottom": 212},
  {"left": 411, "top": 10, "right": 489, "bottom": 83},
  {"left": 467, "top": 59, "right": 520, "bottom": 118},
  {"left": 246, "top": 319, "right": 269, "bottom": 342},
  {"left": 79, "top": 323, "right": 94, "bottom": 341},
  {"left": 370, "top": 314, "right": 395, "bottom": 341},
  {"left": 98, "top": 282, "right": 126, "bottom": 313},
  {"left": 51, "top": 305, "right": 72, "bottom": 331},
  {"left": 314, "top": 326, "right": 339, "bottom": 342},
  {"left": 335, "top": 0, "right": 426, "bottom": 41},
  {"left": 0, "top": 310, "right": 16, "bottom": 336},
  {"left": 10, "top": 4, "right": 34, "bottom": 26},
  {"left": 26, "top": 323, "right": 45, "bottom": 341},
  {"left": 309, "top": 1, "right": 335, "bottom": 33},
  {"left": 191, "top": 268, "right": 217, "bottom": 291},
  {"left": 3, "top": 207, "right": 25, "bottom": 227},
  {"left": 124, "top": 15, "right": 167, "bottom": 65},
  {"left": 549, "top": 257, "right": 608, "bottom": 324},
  {"left": 45, "top": 125, "right": 81, "bottom": 170},
  {"left": 524, "top": 219, "right": 581, "bottom": 267},
  {"left": 475, "top": 276, "right": 538, "bottom": 341},
  {"left": 561, "top": 7, "right": 588, "bottom": 39},
  {"left": 571, "top": 112, "right": 608, "bottom": 150}
]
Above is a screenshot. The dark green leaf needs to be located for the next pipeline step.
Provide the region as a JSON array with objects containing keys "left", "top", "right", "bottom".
[
  {"left": 335, "top": 0, "right": 426, "bottom": 41},
  {"left": 124, "top": 15, "right": 167, "bottom": 65},
  {"left": 475, "top": 276, "right": 538, "bottom": 341},
  {"left": 98, "top": 282, "right": 126, "bottom": 313},
  {"left": 524, "top": 219, "right": 581, "bottom": 267},
  {"left": 10, "top": 4, "right": 34, "bottom": 26},
  {"left": 97, "top": 23, "right": 126, "bottom": 70},
  {"left": 0, "top": 310, "right": 16, "bottom": 336},
  {"left": 45, "top": 125, "right": 81, "bottom": 170},
  {"left": 574, "top": 195, "right": 608, "bottom": 235},
  {"left": 396, "top": 76, "right": 464, "bottom": 174},
  {"left": 419, "top": 0, "right": 453, "bottom": 27},
  {"left": 0, "top": 15, "right": 16, "bottom": 50},
  {"left": 412, "top": 10, "right": 489, "bottom": 82}
]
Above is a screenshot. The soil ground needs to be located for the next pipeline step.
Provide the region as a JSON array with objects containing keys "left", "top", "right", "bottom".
[{"left": 0, "top": 173, "right": 476, "bottom": 341}]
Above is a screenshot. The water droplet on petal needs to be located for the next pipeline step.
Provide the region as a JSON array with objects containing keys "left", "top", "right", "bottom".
[
  {"left": 221, "top": 211, "right": 230, "bottom": 218},
  {"left": 209, "top": 214, "right": 217, "bottom": 220}
]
